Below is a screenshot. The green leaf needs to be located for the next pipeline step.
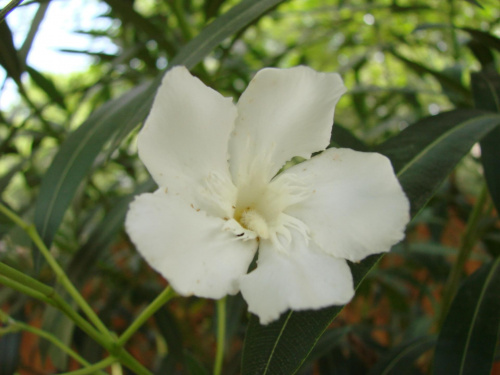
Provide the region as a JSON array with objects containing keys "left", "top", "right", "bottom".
[
  {"left": 330, "top": 123, "right": 368, "bottom": 151},
  {"left": 0, "top": 161, "right": 25, "bottom": 193},
  {"left": 67, "top": 180, "right": 155, "bottom": 286},
  {"left": 103, "top": 0, "right": 176, "bottom": 56},
  {"left": 0, "top": 331, "right": 21, "bottom": 375},
  {"left": 367, "top": 335, "right": 436, "bottom": 375},
  {"left": 34, "top": 81, "right": 155, "bottom": 251},
  {"left": 464, "top": 0, "right": 483, "bottom": 8},
  {"left": 241, "top": 110, "right": 500, "bottom": 375},
  {"left": 433, "top": 258, "right": 500, "bottom": 375},
  {"left": 388, "top": 49, "right": 471, "bottom": 106},
  {"left": 0, "top": 20, "right": 23, "bottom": 84},
  {"left": 26, "top": 66, "right": 66, "bottom": 110},
  {"left": 462, "top": 28, "right": 500, "bottom": 53},
  {"left": 375, "top": 110, "right": 500, "bottom": 216},
  {"left": 34, "top": 0, "right": 287, "bottom": 255},
  {"left": 471, "top": 71, "right": 500, "bottom": 215},
  {"left": 300, "top": 326, "right": 351, "bottom": 367},
  {"left": 155, "top": 308, "right": 185, "bottom": 369}
]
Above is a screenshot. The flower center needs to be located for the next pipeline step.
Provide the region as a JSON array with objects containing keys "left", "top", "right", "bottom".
[
  {"left": 224, "top": 169, "right": 311, "bottom": 250},
  {"left": 236, "top": 208, "right": 270, "bottom": 239}
]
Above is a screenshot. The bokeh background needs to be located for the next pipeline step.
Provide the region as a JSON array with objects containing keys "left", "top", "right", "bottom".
[{"left": 0, "top": 0, "right": 499, "bottom": 374}]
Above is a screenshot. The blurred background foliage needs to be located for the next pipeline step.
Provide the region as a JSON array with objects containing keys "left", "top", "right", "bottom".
[{"left": 0, "top": 0, "right": 499, "bottom": 374}]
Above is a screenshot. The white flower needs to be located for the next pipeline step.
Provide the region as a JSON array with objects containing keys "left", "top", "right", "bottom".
[{"left": 125, "top": 66, "right": 410, "bottom": 324}]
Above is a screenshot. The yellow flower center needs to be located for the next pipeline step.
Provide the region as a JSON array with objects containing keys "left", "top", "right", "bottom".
[{"left": 236, "top": 207, "right": 270, "bottom": 239}]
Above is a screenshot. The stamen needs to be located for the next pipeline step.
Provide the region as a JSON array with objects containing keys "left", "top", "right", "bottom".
[{"left": 240, "top": 209, "right": 270, "bottom": 239}]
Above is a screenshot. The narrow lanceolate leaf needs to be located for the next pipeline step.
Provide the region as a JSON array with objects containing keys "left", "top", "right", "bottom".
[
  {"left": 471, "top": 71, "right": 500, "bottom": 214},
  {"left": 377, "top": 109, "right": 500, "bottom": 217},
  {"left": 27, "top": 66, "right": 67, "bottom": 110},
  {"left": 433, "top": 258, "right": 500, "bottom": 375},
  {"left": 0, "top": 20, "right": 23, "bottom": 84},
  {"left": 34, "top": 82, "right": 154, "bottom": 249},
  {"left": 0, "top": 331, "right": 21, "bottom": 375},
  {"left": 241, "top": 109, "right": 500, "bottom": 375},
  {"left": 462, "top": 28, "right": 500, "bottom": 53},
  {"left": 367, "top": 335, "right": 436, "bottom": 375},
  {"left": 34, "top": 0, "right": 286, "bottom": 251}
]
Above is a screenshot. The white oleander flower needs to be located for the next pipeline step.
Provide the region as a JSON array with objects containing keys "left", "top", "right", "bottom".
[{"left": 125, "top": 66, "right": 410, "bottom": 324}]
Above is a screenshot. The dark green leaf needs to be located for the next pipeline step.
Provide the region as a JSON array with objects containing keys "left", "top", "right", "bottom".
[
  {"left": 0, "top": 331, "right": 21, "bottom": 375},
  {"left": 376, "top": 110, "right": 500, "bottom": 216},
  {"left": 203, "top": 0, "right": 227, "bottom": 20},
  {"left": 0, "top": 161, "right": 25, "bottom": 193},
  {"left": 67, "top": 180, "right": 155, "bottom": 286},
  {"left": 26, "top": 66, "right": 66, "bottom": 110},
  {"left": 241, "top": 110, "right": 500, "bottom": 375},
  {"left": 464, "top": 0, "right": 483, "bottom": 8},
  {"left": 155, "top": 308, "right": 185, "bottom": 368},
  {"left": 300, "top": 326, "right": 351, "bottom": 368},
  {"left": 34, "top": 81, "right": 155, "bottom": 251},
  {"left": 462, "top": 28, "right": 500, "bottom": 53},
  {"left": 185, "top": 352, "right": 210, "bottom": 375},
  {"left": 471, "top": 71, "right": 500, "bottom": 215},
  {"left": 433, "top": 258, "right": 500, "bottom": 375},
  {"left": 0, "top": 20, "right": 23, "bottom": 84},
  {"left": 103, "top": 0, "right": 175, "bottom": 56},
  {"left": 368, "top": 335, "right": 436, "bottom": 375},
  {"left": 330, "top": 123, "right": 368, "bottom": 151}
]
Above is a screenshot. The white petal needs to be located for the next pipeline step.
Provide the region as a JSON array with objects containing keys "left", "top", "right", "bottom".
[
  {"left": 229, "top": 66, "right": 346, "bottom": 185},
  {"left": 125, "top": 190, "right": 258, "bottom": 299},
  {"left": 240, "top": 231, "right": 354, "bottom": 325},
  {"left": 138, "top": 66, "right": 237, "bottom": 215},
  {"left": 284, "top": 148, "right": 410, "bottom": 262}
]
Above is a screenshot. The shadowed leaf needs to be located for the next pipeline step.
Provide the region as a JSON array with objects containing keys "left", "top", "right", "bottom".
[
  {"left": 433, "top": 258, "right": 500, "bottom": 375},
  {"left": 471, "top": 71, "right": 500, "bottom": 214}
]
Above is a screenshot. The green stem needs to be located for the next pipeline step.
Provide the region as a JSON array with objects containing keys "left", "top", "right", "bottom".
[
  {"left": 0, "top": 274, "right": 53, "bottom": 305},
  {"left": 437, "top": 183, "right": 489, "bottom": 328},
  {"left": 29, "top": 225, "right": 111, "bottom": 336},
  {"left": 0, "top": 203, "right": 110, "bottom": 337},
  {"left": 0, "top": 274, "right": 113, "bottom": 357},
  {"left": 58, "top": 357, "right": 116, "bottom": 375},
  {"left": 0, "top": 0, "right": 24, "bottom": 22},
  {"left": 0, "top": 262, "right": 55, "bottom": 296},
  {"left": 0, "top": 310, "right": 107, "bottom": 375},
  {"left": 0, "top": 204, "right": 152, "bottom": 375},
  {"left": 117, "top": 286, "right": 175, "bottom": 346},
  {"left": 213, "top": 297, "right": 226, "bottom": 375}
]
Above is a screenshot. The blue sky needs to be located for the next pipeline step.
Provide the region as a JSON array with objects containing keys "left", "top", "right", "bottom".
[{"left": 1, "top": 0, "right": 116, "bottom": 107}]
